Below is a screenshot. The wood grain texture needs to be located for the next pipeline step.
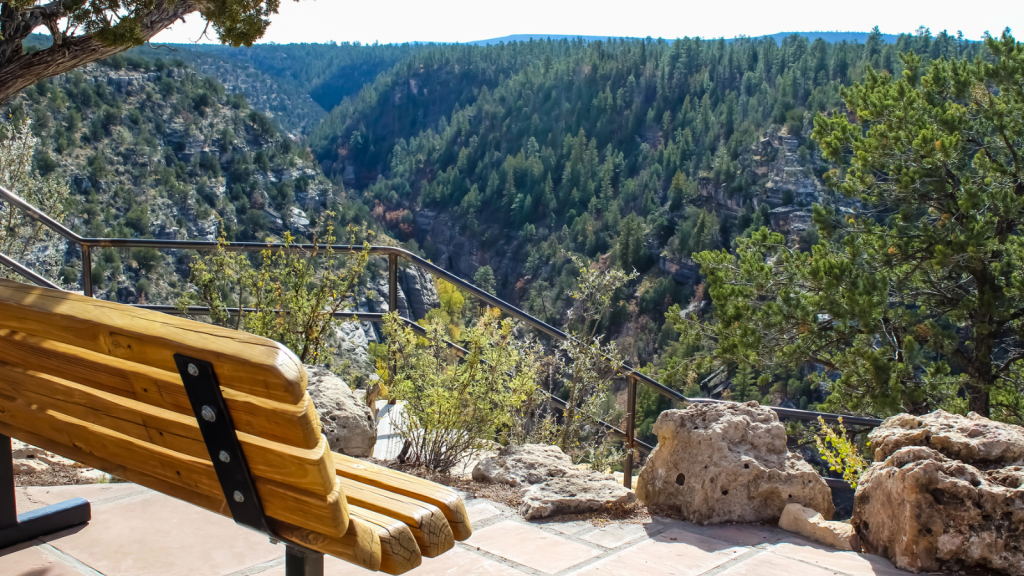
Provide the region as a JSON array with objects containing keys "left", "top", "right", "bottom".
[
  {"left": 334, "top": 454, "right": 472, "bottom": 540},
  {"left": 0, "top": 279, "right": 306, "bottom": 404},
  {"left": 339, "top": 477, "right": 454, "bottom": 558},
  {"left": 0, "top": 329, "right": 321, "bottom": 449},
  {"left": 348, "top": 506, "right": 424, "bottom": 575},
  {"left": 0, "top": 391, "right": 349, "bottom": 537},
  {"left": 0, "top": 361, "right": 335, "bottom": 495},
  {"left": 270, "top": 516, "right": 382, "bottom": 573}
]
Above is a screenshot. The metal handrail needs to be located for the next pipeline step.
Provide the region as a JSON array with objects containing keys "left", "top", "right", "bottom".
[{"left": 1, "top": 183, "right": 880, "bottom": 488}]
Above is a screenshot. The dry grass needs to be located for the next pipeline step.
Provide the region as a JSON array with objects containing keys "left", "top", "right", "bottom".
[{"left": 15, "top": 462, "right": 92, "bottom": 487}]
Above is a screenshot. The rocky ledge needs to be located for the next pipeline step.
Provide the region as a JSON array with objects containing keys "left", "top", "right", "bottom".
[
  {"left": 855, "top": 410, "right": 1024, "bottom": 575},
  {"left": 473, "top": 444, "right": 635, "bottom": 520}
]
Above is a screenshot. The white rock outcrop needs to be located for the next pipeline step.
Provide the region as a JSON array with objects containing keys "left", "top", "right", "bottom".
[
  {"left": 472, "top": 444, "right": 576, "bottom": 486},
  {"left": 305, "top": 366, "right": 377, "bottom": 457},
  {"left": 854, "top": 411, "right": 1024, "bottom": 575},
  {"left": 520, "top": 474, "right": 635, "bottom": 520},
  {"left": 635, "top": 402, "right": 834, "bottom": 524},
  {"left": 473, "top": 444, "right": 635, "bottom": 519}
]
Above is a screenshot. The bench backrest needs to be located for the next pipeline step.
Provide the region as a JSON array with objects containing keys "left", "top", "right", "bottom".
[
  {"left": 0, "top": 279, "right": 473, "bottom": 574},
  {"left": 0, "top": 279, "right": 346, "bottom": 537}
]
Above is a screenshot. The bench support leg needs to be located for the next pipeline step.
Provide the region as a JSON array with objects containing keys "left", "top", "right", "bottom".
[
  {"left": 285, "top": 545, "right": 324, "bottom": 576},
  {"left": 0, "top": 434, "right": 91, "bottom": 550}
]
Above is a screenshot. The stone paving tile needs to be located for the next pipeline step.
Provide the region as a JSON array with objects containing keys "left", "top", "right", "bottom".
[
  {"left": 773, "top": 542, "right": 910, "bottom": 575},
  {"left": 465, "top": 502, "right": 503, "bottom": 524},
  {"left": 264, "top": 547, "right": 525, "bottom": 576},
  {"left": 41, "top": 492, "right": 280, "bottom": 576},
  {"left": 580, "top": 523, "right": 650, "bottom": 548},
  {"left": 0, "top": 542, "right": 88, "bottom": 576},
  {"left": 466, "top": 520, "right": 600, "bottom": 574},
  {"left": 532, "top": 519, "right": 590, "bottom": 535},
  {"left": 568, "top": 528, "right": 745, "bottom": 576},
  {"left": 671, "top": 520, "right": 790, "bottom": 547},
  {"left": 716, "top": 550, "right": 839, "bottom": 575},
  {"left": 19, "top": 483, "right": 149, "bottom": 512}
]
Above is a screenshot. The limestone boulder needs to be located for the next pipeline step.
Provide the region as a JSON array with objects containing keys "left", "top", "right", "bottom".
[
  {"left": 869, "top": 410, "right": 1024, "bottom": 465},
  {"left": 472, "top": 444, "right": 575, "bottom": 487},
  {"left": 334, "top": 321, "right": 374, "bottom": 376},
  {"left": 520, "top": 472, "right": 635, "bottom": 520},
  {"left": 854, "top": 446, "right": 1024, "bottom": 575},
  {"left": 635, "top": 402, "right": 834, "bottom": 524},
  {"left": 305, "top": 366, "right": 377, "bottom": 457},
  {"left": 779, "top": 503, "right": 860, "bottom": 551}
]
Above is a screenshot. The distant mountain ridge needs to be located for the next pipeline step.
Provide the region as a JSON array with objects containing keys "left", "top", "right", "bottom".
[{"left": 466, "top": 31, "right": 904, "bottom": 45}]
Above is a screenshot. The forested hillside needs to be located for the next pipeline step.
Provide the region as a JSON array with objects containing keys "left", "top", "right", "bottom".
[
  {"left": 305, "top": 30, "right": 985, "bottom": 409},
  {"left": 2, "top": 28, "right": 994, "bottom": 424}
]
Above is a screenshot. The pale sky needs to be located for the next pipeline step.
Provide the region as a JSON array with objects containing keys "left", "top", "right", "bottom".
[{"left": 150, "top": 0, "right": 1020, "bottom": 45}]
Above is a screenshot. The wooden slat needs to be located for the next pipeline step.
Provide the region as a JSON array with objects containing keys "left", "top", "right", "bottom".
[
  {"left": 0, "top": 362, "right": 335, "bottom": 495},
  {"left": 339, "top": 477, "right": 453, "bottom": 558},
  {"left": 0, "top": 329, "right": 321, "bottom": 449},
  {"left": 0, "top": 279, "right": 306, "bottom": 404},
  {"left": 348, "top": 506, "right": 424, "bottom": 575},
  {"left": 270, "top": 516, "right": 382, "bottom": 573},
  {"left": 334, "top": 454, "right": 471, "bottom": 540},
  {"left": 0, "top": 391, "right": 349, "bottom": 538}
]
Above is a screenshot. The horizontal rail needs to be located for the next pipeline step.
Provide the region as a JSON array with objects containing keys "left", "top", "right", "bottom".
[{"left": 0, "top": 252, "right": 62, "bottom": 290}]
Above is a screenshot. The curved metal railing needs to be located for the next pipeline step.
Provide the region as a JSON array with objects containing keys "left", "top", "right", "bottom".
[{"left": 0, "top": 184, "right": 880, "bottom": 488}]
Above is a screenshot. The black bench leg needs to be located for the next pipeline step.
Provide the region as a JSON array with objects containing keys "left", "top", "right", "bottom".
[
  {"left": 0, "top": 434, "right": 91, "bottom": 550},
  {"left": 285, "top": 545, "right": 325, "bottom": 576}
]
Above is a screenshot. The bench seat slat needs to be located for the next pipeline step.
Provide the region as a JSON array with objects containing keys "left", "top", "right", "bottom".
[
  {"left": 0, "top": 329, "right": 322, "bottom": 449},
  {"left": 0, "top": 361, "right": 335, "bottom": 495},
  {"left": 0, "top": 391, "right": 349, "bottom": 538},
  {"left": 338, "top": 477, "right": 454, "bottom": 558},
  {"left": 0, "top": 279, "right": 306, "bottom": 404},
  {"left": 334, "top": 454, "right": 471, "bottom": 540}
]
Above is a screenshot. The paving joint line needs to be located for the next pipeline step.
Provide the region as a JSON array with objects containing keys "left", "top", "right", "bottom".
[
  {"left": 222, "top": 554, "right": 285, "bottom": 576},
  {"left": 692, "top": 546, "right": 766, "bottom": 576},
  {"left": 37, "top": 542, "right": 106, "bottom": 576}
]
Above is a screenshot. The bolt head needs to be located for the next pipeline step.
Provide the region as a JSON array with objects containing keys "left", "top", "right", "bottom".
[
  {"left": 187, "top": 364, "right": 199, "bottom": 377},
  {"left": 219, "top": 450, "right": 231, "bottom": 463},
  {"left": 201, "top": 405, "right": 216, "bottom": 422},
  {"left": 233, "top": 491, "right": 245, "bottom": 503}
]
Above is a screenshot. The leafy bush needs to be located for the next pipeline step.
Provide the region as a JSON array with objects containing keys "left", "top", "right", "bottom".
[
  {"left": 815, "top": 416, "right": 869, "bottom": 488},
  {"left": 380, "top": 308, "right": 541, "bottom": 473},
  {"left": 178, "top": 219, "right": 370, "bottom": 364}
]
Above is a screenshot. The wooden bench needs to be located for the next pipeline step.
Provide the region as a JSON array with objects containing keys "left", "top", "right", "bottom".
[{"left": 0, "top": 278, "right": 471, "bottom": 574}]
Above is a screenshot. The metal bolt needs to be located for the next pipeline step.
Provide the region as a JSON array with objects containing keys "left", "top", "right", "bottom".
[
  {"left": 201, "top": 405, "right": 216, "bottom": 422},
  {"left": 219, "top": 450, "right": 231, "bottom": 463},
  {"left": 187, "top": 363, "right": 199, "bottom": 377},
  {"left": 233, "top": 491, "right": 245, "bottom": 503}
]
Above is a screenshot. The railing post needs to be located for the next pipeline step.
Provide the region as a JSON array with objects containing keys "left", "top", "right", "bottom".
[
  {"left": 623, "top": 373, "right": 637, "bottom": 489},
  {"left": 388, "top": 254, "right": 399, "bottom": 315},
  {"left": 81, "top": 243, "right": 93, "bottom": 297}
]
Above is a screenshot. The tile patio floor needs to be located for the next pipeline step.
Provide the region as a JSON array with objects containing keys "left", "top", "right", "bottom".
[{"left": 2, "top": 482, "right": 914, "bottom": 576}]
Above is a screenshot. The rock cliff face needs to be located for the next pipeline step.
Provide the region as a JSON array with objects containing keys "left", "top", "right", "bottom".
[
  {"left": 854, "top": 411, "right": 1024, "bottom": 575},
  {"left": 635, "top": 402, "right": 834, "bottom": 524}
]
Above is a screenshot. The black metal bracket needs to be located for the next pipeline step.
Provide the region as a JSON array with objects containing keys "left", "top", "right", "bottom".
[
  {"left": 0, "top": 434, "right": 91, "bottom": 550},
  {"left": 173, "top": 355, "right": 324, "bottom": 573}
]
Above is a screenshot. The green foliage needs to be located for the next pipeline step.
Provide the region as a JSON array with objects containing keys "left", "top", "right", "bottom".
[
  {"left": 379, "top": 308, "right": 541, "bottom": 473},
  {"left": 674, "top": 32, "right": 1024, "bottom": 423},
  {"left": 473, "top": 265, "right": 496, "bottom": 294},
  {"left": 178, "top": 221, "right": 371, "bottom": 364},
  {"left": 815, "top": 416, "right": 869, "bottom": 488},
  {"left": 0, "top": 117, "right": 71, "bottom": 284}
]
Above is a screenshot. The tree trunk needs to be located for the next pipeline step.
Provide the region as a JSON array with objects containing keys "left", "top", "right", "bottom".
[
  {"left": 968, "top": 382, "right": 990, "bottom": 417},
  {"left": 0, "top": 1, "right": 199, "bottom": 106}
]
